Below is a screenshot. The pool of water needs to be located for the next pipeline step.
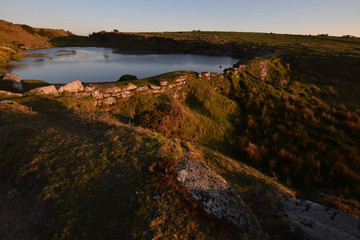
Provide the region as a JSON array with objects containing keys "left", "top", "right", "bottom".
[{"left": 8, "top": 47, "right": 238, "bottom": 83}]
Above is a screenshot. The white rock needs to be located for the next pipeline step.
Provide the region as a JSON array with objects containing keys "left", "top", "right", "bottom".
[
  {"left": 126, "top": 83, "right": 137, "bottom": 91},
  {"left": 30, "top": 85, "right": 58, "bottom": 96},
  {"left": 58, "top": 80, "right": 84, "bottom": 93}
]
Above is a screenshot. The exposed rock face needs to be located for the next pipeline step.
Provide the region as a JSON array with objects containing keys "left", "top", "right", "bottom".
[
  {"left": 2, "top": 73, "right": 23, "bottom": 91},
  {"left": 160, "top": 81, "right": 168, "bottom": 86},
  {"left": 279, "top": 198, "right": 360, "bottom": 240},
  {"left": 177, "top": 156, "right": 259, "bottom": 231},
  {"left": 58, "top": 80, "right": 84, "bottom": 93},
  {"left": 30, "top": 85, "right": 58, "bottom": 96},
  {"left": 0, "top": 90, "right": 23, "bottom": 97},
  {"left": 126, "top": 83, "right": 137, "bottom": 91}
]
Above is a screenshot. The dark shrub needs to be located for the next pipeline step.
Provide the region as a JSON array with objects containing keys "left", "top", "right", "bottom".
[
  {"left": 21, "top": 24, "right": 36, "bottom": 34},
  {"left": 117, "top": 74, "right": 137, "bottom": 82}
]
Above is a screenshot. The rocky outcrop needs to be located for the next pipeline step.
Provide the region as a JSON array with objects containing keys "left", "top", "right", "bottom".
[
  {"left": 177, "top": 156, "right": 260, "bottom": 231},
  {"left": 13, "top": 73, "right": 220, "bottom": 106},
  {"left": 30, "top": 85, "right": 58, "bottom": 96},
  {"left": 2, "top": 73, "right": 23, "bottom": 91},
  {"left": 279, "top": 198, "right": 360, "bottom": 240},
  {"left": 58, "top": 80, "right": 84, "bottom": 93},
  {"left": 258, "top": 59, "right": 271, "bottom": 80}
]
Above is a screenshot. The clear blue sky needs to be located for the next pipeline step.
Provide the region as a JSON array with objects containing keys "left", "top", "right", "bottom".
[{"left": 1, "top": 0, "right": 359, "bottom": 36}]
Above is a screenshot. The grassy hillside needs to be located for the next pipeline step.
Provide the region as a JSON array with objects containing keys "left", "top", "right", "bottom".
[
  {"left": 0, "top": 94, "right": 298, "bottom": 239},
  {"left": 94, "top": 59, "right": 360, "bottom": 216},
  {"left": 0, "top": 19, "right": 71, "bottom": 72}
]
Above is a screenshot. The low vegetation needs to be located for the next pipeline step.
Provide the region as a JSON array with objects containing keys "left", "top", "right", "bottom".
[{"left": 1, "top": 20, "right": 360, "bottom": 239}]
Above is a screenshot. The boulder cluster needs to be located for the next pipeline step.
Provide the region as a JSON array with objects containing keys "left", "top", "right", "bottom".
[{"left": 0, "top": 73, "right": 191, "bottom": 106}]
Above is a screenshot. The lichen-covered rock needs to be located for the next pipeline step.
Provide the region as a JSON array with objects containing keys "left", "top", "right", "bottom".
[
  {"left": 58, "top": 80, "right": 84, "bottom": 93},
  {"left": 126, "top": 83, "right": 137, "bottom": 91},
  {"left": 279, "top": 198, "right": 360, "bottom": 240},
  {"left": 29, "top": 85, "right": 58, "bottom": 96},
  {"left": 177, "top": 157, "right": 260, "bottom": 231},
  {"left": 2, "top": 73, "right": 23, "bottom": 91},
  {"left": 136, "top": 86, "right": 149, "bottom": 92}
]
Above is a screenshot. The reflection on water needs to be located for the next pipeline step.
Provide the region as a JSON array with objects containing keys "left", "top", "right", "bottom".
[{"left": 9, "top": 47, "right": 238, "bottom": 84}]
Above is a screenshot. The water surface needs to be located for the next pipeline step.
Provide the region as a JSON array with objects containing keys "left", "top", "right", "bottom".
[{"left": 9, "top": 47, "right": 238, "bottom": 83}]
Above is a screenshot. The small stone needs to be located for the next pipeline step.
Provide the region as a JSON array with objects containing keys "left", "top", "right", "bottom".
[
  {"left": 126, "top": 83, "right": 137, "bottom": 91},
  {"left": 30, "top": 85, "right": 58, "bottom": 96},
  {"left": 58, "top": 80, "right": 84, "bottom": 93},
  {"left": 160, "top": 81, "right": 168, "bottom": 86}
]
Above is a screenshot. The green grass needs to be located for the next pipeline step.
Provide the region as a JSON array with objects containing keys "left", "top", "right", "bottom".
[{"left": 1, "top": 97, "right": 274, "bottom": 239}]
